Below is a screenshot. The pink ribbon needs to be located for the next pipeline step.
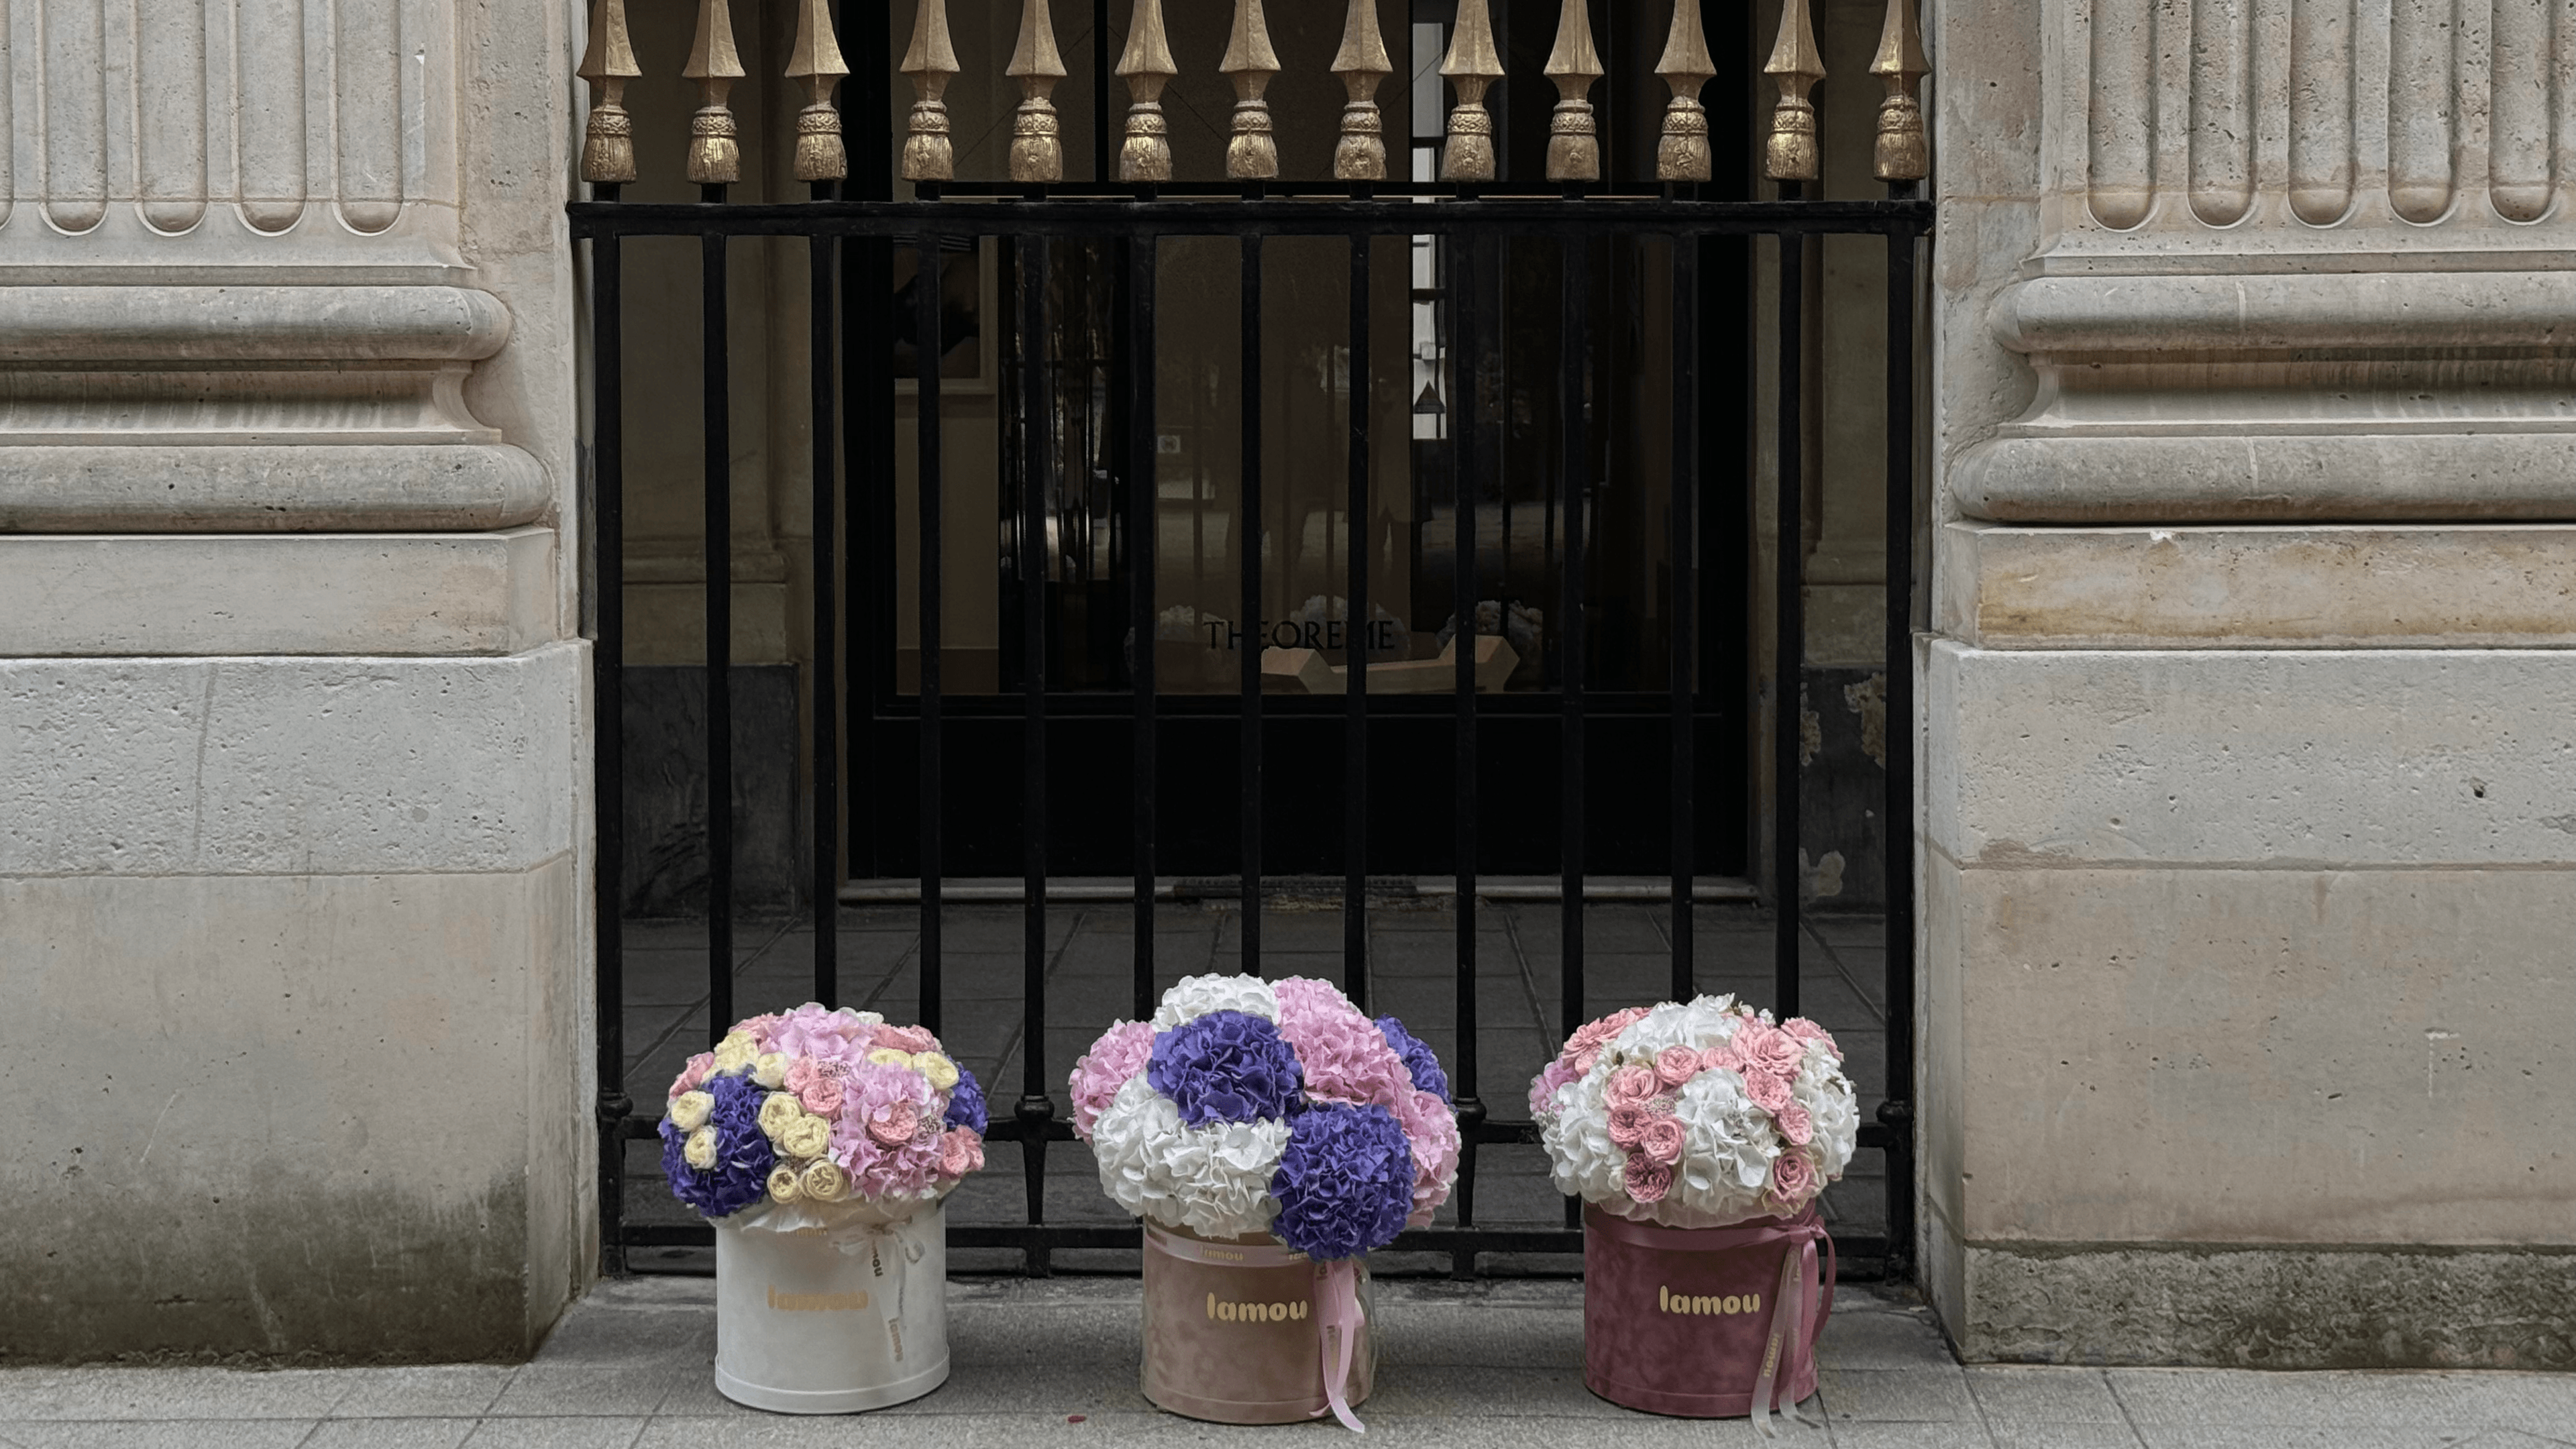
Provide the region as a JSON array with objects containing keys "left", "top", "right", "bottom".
[
  {"left": 1140, "top": 1226, "right": 1368, "bottom": 1434},
  {"left": 1589, "top": 1208, "right": 1834, "bottom": 1434}
]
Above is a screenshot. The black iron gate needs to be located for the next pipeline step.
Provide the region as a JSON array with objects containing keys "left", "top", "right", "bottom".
[{"left": 576, "top": 3, "right": 1929, "bottom": 1285}]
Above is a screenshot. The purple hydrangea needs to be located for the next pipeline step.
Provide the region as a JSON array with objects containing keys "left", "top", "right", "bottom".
[
  {"left": 1147, "top": 1010, "right": 1304, "bottom": 1126},
  {"left": 1268, "top": 1101, "right": 1416, "bottom": 1260},
  {"left": 1375, "top": 1015, "right": 1451, "bottom": 1104},
  {"left": 944, "top": 1065, "right": 989, "bottom": 1134},
  {"left": 661, "top": 1071, "right": 777, "bottom": 1219}
]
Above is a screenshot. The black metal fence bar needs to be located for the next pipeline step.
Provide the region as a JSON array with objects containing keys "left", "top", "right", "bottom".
[
  {"left": 1016, "top": 234, "right": 1057, "bottom": 1274},
  {"left": 1770, "top": 192, "right": 1805, "bottom": 1022},
  {"left": 1882, "top": 193, "right": 1921, "bottom": 1279},
  {"left": 590, "top": 197, "right": 628, "bottom": 1279},
  {"left": 1670, "top": 237, "right": 1699, "bottom": 1004},
  {"left": 810, "top": 203, "right": 839, "bottom": 1009},
  {"left": 1344, "top": 232, "right": 1371, "bottom": 1012},
  {"left": 1448, "top": 235, "right": 1483, "bottom": 1276},
  {"left": 1558, "top": 233, "right": 1589, "bottom": 1050},
  {"left": 1239, "top": 233, "right": 1265, "bottom": 965},
  {"left": 701, "top": 191, "right": 734, "bottom": 1046},
  {"left": 917, "top": 233, "right": 945, "bottom": 1037},
  {"left": 1130, "top": 236, "right": 1159, "bottom": 1022}
]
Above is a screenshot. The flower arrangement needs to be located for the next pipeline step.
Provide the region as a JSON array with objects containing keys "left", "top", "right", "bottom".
[
  {"left": 1530, "top": 995, "right": 1857, "bottom": 1228},
  {"left": 1070, "top": 973, "right": 1461, "bottom": 1260},
  {"left": 659, "top": 1002, "right": 987, "bottom": 1223}
]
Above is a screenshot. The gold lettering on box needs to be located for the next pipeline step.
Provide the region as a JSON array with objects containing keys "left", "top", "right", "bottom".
[
  {"left": 1205, "top": 1293, "right": 1309, "bottom": 1322},
  {"left": 1657, "top": 1286, "right": 1762, "bottom": 1315},
  {"left": 767, "top": 1285, "right": 872, "bottom": 1311}
]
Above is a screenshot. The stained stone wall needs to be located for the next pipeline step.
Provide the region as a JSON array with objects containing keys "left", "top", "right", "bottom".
[
  {"left": 1925, "top": 0, "right": 2576, "bottom": 1366},
  {"left": 0, "top": 0, "right": 591, "bottom": 1360}
]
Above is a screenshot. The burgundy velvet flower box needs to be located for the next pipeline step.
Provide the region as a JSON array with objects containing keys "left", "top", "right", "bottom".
[{"left": 1582, "top": 1203, "right": 1832, "bottom": 1419}]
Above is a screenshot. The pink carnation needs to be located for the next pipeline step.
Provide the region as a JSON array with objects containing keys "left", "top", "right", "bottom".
[
  {"left": 1391, "top": 1088, "right": 1461, "bottom": 1221},
  {"left": 1273, "top": 977, "right": 1409, "bottom": 1108},
  {"left": 1653, "top": 1045, "right": 1701, "bottom": 1088},
  {"left": 1561, "top": 1006, "right": 1651, "bottom": 1069},
  {"left": 1768, "top": 1150, "right": 1819, "bottom": 1208},
  {"left": 1637, "top": 1116, "right": 1686, "bottom": 1166},
  {"left": 1776, "top": 1103, "right": 1814, "bottom": 1146},
  {"left": 1735, "top": 1021, "right": 1806, "bottom": 1079},
  {"left": 1743, "top": 1067, "right": 1792, "bottom": 1115},
  {"left": 1528, "top": 1059, "right": 1580, "bottom": 1117},
  {"left": 1607, "top": 1102, "right": 1652, "bottom": 1148},
  {"left": 1783, "top": 1016, "right": 1841, "bottom": 1061},
  {"left": 1605, "top": 1064, "right": 1661, "bottom": 1106},
  {"left": 1623, "top": 1155, "right": 1674, "bottom": 1203},
  {"left": 1068, "top": 1020, "right": 1157, "bottom": 1141},
  {"left": 936, "top": 1126, "right": 985, "bottom": 1179},
  {"left": 670, "top": 1053, "right": 715, "bottom": 1098}
]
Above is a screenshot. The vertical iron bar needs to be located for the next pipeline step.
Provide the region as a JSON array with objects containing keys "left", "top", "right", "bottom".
[
  {"left": 1017, "top": 233, "right": 1056, "bottom": 1276},
  {"left": 810, "top": 196, "right": 839, "bottom": 1008},
  {"left": 590, "top": 191, "right": 627, "bottom": 1276},
  {"left": 702, "top": 189, "right": 734, "bottom": 1044},
  {"left": 1449, "top": 231, "right": 1484, "bottom": 1274},
  {"left": 1670, "top": 236, "right": 1699, "bottom": 1002},
  {"left": 1093, "top": 0, "right": 1112, "bottom": 184},
  {"left": 1239, "top": 233, "right": 1264, "bottom": 969},
  {"left": 1772, "top": 194, "right": 1805, "bottom": 1020},
  {"left": 1344, "top": 232, "right": 1371, "bottom": 1011},
  {"left": 1558, "top": 235, "right": 1588, "bottom": 1044},
  {"left": 918, "top": 235, "right": 945, "bottom": 1037},
  {"left": 1131, "top": 235, "right": 1159, "bottom": 1020},
  {"left": 1883, "top": 204, "right": 1921, "bottom": 1276}
]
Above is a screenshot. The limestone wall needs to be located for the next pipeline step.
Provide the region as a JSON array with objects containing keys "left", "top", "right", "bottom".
[
  {"left": 1925, "top": 0, "right": 2576, "bottom": 1366},
  {"left": 0, "top": 0, "right": 591, "bottom": 1360}
]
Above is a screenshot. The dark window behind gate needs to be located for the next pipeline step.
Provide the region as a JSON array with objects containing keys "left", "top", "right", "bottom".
[{"left": 579, "top": 0, "right": 1930, "bottom": 1285}]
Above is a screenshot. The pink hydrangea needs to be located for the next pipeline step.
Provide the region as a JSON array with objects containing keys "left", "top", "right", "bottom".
[
  {"left": 936, "top": 1126, "right": 985, "bottom": 1179},
  {"left": 831, "top": 1062, "right": 943, "bottom": 1198},
  {"left": 1782, "top": 1016, "right": 1841, "bottom": 1061},
  {"left": 1528, "top": 1058, "right": 1579, "bottom": 1117},
  {"left": 1068, "top": 1020, "right": 1157, "bottom": 1141},
  {"left": 1272, "top": 977, "right": 1409, "bottom": 1108},
  {"left": 739, "top": 1013, "right": 789, "bottom": 1051},
  {"left": 770, "top": 1006, "right": 873, "bottom": 1065},
  {"left": 1391, "top": 1087, "right": 1460, "bottom": 1222},
  {"left": 670, "top": 1053, "right": 715, "bottom": 1099},
  {"left": 1562, "top": 1006, "right": 1650, "bottom": 1075}
]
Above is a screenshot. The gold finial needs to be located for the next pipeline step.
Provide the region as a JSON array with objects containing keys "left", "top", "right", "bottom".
[
  {"left": 1542, "top": 0, "right": 1603, "bottom": 182},
  {"left": 1006, "top": 0, "right": 1067, "bottom": 183},
  {"left": 1221, "top": 0, "right": 1281, "bottom": 181},
  {"left": 683, "top": 0, "right": 745, "bottom": 184},
  {"left": 900, "top": 0, "right": 959, "bottom": 181},
  {"left": 577, "top": 0, "right": 640, "bottom": 184},
  {"left": 1654, "top": 0, "right": 1715, "bottom": 182},
  {"left": 1439, "top": 0, "right": 1503, "bottom": 182},
  {"left": 1331, "top": 0, "right": 1393, "bottom": 182},
  {"left": 786, "top": 0, "right": 849, "bottom": 182},
  {"left": 1762, "top": 0, "right": 1823, "bottom": 182},
  {"left": 1870, "top": 0, "right": 1929, "bottom": 182},
  {"left": 1116, "top": 0, "right": 1179, "bottom": 182}
]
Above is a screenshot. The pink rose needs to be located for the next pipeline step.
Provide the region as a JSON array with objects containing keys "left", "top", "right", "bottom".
[
  {"left": 1637, "top": 1117, "right": 1686, "bottom": 1166},
  {"left": 1607, "top": 1102, "right": 1652, "bottom": 1147},
  {"left": 1776, "top": 1104, "right": 1814, "bottom": 1146},
  {"left": 784, "top": 1059, "right": 818, "bottom": 1093},
  {"left": 1768, "top": 1150, "right": 1819, "bottom": 1207},
  {"left": 1570, "top": 1047, "right": 1603, "bottom": 1076},
  {"left": 671, "top": 1053, "right": 714, "bottom": 1098},
  {"left": 1783, "top": 1017, "right": 1842, "bottom": 1061},
  {"left": 873, "top": 1025, "right": 938, "bottom": 1055},
  {"left": 1653, "top": 1045, "right": 1701, "bottom": 1088},
  {"left": 798, "top": 1063, "right": 846, "bottom": 1116},
  {"left": 1699, "top": 1045, "right": 1743, "bottom": 1075},
  {"left": 1743, "top": 1068, "right": 1792, "bottom": 1115},
  {"left": 1623, "top": 1155, "right": 1674, "bottom": 1203},
  {"left": 1735, "top": 1022, "right": 1806, "bottom": 1079},
  {"left": 1605, "top": 1065, "right": 1661, "bottom": 1106},
  {"left": 866, "top": 1100, "right": 920, "bottom": 1146},
  {"left": 936, "top": 1126, "right": 985, "bottom": 1178},
  {"left": 1561, "top": 1006, "right": 1651, "bottom": 1068}
]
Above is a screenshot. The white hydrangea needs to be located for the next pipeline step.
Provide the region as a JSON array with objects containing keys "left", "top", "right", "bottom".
[
  {"left": 1611, "top": 995, "right": 1743, "bottom": 1061},
  {"left": 1087, "top": 1075, "right": 1287, "bottom": 1238},
  {"left": 1794, "top": 1046, "right": 1860, "bottom": 1179},
  {"left": 1664, "top": 1069, "right": 1780, "bottom": 1224},
  {"left": 1540, "top": 1067, "right": 1630, "bottom": 1206},
  {"left": 1150, "top": 973, "right": 1279, "bottom": 1030}
]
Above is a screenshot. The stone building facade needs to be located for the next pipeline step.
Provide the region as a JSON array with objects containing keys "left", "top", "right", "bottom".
[{"left": 3, "top": 0, "right": 2567, "bottom": 1369}]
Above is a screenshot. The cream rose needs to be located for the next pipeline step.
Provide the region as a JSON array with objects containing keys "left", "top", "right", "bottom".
[
  {"left": 667, "top": 1090, "right": 715, "bottom": 1134},
  {"left": 711, "top": 1031, "right": 759, "bottom": 1074},
  {"left": 765, "top": 1165, "right": 803, "bottom": 1203},
  {"left": 683, "top": 1126, "right": 718, "bottom": 1170},
  {"left": 866, "top": 1047, "right": 915, "bottom": 1069},
  {"left": 751, "top": 1052, "right": 791, "bottom": 1088},
  {"left": 756, "top": 1091, "right": 803, "bottom": 1139},
  {"left": 780, "top": 1114, "right": 833, "bottom": 1160},
  {"left": 912, "top": 1051, "right": 961, "bottom": 1090},
  {"left": 801, "top": 1160, "right": 851, "bottom": 1201}
]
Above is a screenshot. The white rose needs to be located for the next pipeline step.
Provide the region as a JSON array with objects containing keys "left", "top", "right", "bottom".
[
  {"left": 1150, "top": 973, "right": 1279, "bottom": 1030},
  {"left": 667, "top": 1091, "right": 715, "bottom": 1134},
  {"left": 683, "top": 1126, "right": 718, "bottom": 1170}
]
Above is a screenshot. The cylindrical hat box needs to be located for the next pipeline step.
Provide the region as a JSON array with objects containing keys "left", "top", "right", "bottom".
[
  {"left": 713, "top": 1199, "right": 951, "bottom": 1413},
  {"left": 1581, "top": 1203, "right": 1832, "bottom": 1418},
  {"left": 1140, "top": 1222, "right": 1376, "bottom": 1425}
]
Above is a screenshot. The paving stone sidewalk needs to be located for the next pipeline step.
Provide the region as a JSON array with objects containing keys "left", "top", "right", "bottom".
[{"left": 5, "top": 1277, "right": 2571, "bottom": 1449}]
